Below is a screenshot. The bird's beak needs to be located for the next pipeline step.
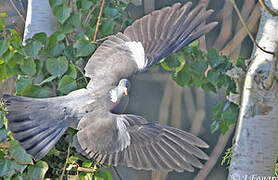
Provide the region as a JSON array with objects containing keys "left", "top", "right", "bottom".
[{"left": 124, "top": 88, "right": 128, "bottom": 95}]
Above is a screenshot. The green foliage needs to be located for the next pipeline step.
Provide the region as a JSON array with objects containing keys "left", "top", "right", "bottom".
[
  {"left": 0, "top": 0, "right": 131, "bottom": 179},
  {"left": 161, "top": 43, "right": 246, "bottom": 134},
  {"left": 221, "top": 147, "right": 233, "bottom": 168}
]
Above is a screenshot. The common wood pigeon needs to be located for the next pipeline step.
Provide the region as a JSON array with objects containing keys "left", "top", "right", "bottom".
[{"left": 3, "top": 2, "right": 218, "bottom": 172}]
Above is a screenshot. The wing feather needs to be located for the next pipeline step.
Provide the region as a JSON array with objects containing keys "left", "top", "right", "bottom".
[
  {"left": 84, "top": 2, "right": 217, "bottom": 90},
  {"left": 73, "top": 114, "right": 209, "bottom": 172}
]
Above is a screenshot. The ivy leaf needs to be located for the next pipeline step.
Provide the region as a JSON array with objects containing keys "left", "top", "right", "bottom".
[
  {"left": 53, "top": 4, "right": 71, "bottom": 24},
  {"left": 0, "top": 39, "right": 9, "bottom": 57},
  {"left": 213, "top": 102, "right": 223, "bottom": 119},
  {"left": 52, "top": 32, "right": 65, "bottom": 41},
  {"left": 68, "top": 13, "right": 81, "bottom": 28},
  {"left": 81, "top": 161, "right": 93, "bottom": 168},
  {"left": 191, "top": 59, "right": 207, "bottom": 78},
  {"left": 0, "top": 129, "right": 8, "bottom": 142},
  {"left": 46, "top": 57, "right": 68, "bottom": 77},
  {"left": 0, "top": 112, "right": 4, "bottom": 129},
  {"left": 64, "top": 45, "right": 76, "bottom": 60},
  {"left": 20, "top": 59, "right": 37, "bottom": 76},
  {"left": 94, "top": 170, "right": 113, "bottom": 180},
  {"left": 58, "top": 75, "right": 77, "bottom": 94},
  {"left": 24, "top": 40, "right": 42, "bottom": 58},
  {"left": 7, "top": 53, "right": 24, "bottom": 69},
  {"left": 210, "top": 120, "right": 219, "bottom": 134},
  {"left": 10, "top": 140, "right": 33, "bottom": 165},
  {"left": 33, "top": 32, "right": 47, "bottom": 46},
  {"left": 172, "top": 66, "right": 191, "bottom": 86},
  {"left": 67, "top": 156, "right": 80, "bottom": 164},
  {"left": 221, "top": 102, "right": 239, "bottom": 124},
  {"left": 27, "top": 161, "right": 49, "bottom": 180},
  {"left": 161, "top": 55, "right": 182, "bottom": 71},
  {"left": 39, "top": 75, "right": 57, "bottom": 86},
  {"left": 22, "top": 85, "right": 52, "bottom": 98},
  {"left": 79, "top": 0, "right": 93, "bottom": 11},
  {"left": 49, "top": 0, "right": 64, "bottom": 8},
  {"left": 207, "top": 48, "right": 222, "bottom": 68},
  {"left": 104, "top": 7, "right": 119, "bottom": 18},
  {"left": 101, "top": 20, "right": 115, "bottom": 36},
  {"left": 79, "top": 172, "right": 93, "bottom": 180},
  {"left": 201, "top": 82, "right": 216, "bottom": 93},
  {"left": 73, "top": 39, "right": 95, "bottom": 57},
  {"left": 220, "top": 121, "right": 229, "bottom": 134},
  {"left": 0, "top": 63, "right": 7, "bottom": 80},
  {"left": 45, "top": 34, "right": 65, "bottom": 57},
  {"left": 0, "top": 159, "right": 27, "bottom": 177},
  {"left": 0, "top": 13, "right": 8, "bottom": 17},
  {"left": 2, "top": 49, "right": 13, "bottom": 63},
  {"left": 16, "top": 76, "right": 32, "bottom": 95},
  {"left": 207, "top": 69, "right": 221, "bottom": 87},
  {"left": 67, "top": 64, "right": 77, "bottom": 79},
  {"left": 0, "top": 159, "right": 16, "bottom": 177},
  {"left": 236, "top": 56, "right": 247, "bottom": 71}
]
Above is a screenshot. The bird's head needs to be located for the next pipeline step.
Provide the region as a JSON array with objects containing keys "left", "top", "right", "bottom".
[{"left": 110, "top": 79, "right": 131, "bottom": 103}]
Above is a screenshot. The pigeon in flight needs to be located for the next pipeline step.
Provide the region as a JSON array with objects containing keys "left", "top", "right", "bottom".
[{"left": 3, "top": 2, "right": 217, "bottom": 172}]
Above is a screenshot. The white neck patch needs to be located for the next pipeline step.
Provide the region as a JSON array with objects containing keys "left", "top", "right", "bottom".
[
  {"left": 110, "top": 88, "right": 118, "bottom": 103},
  {"left": 125, "top": 41, "right": 147, "bottom": 71}
]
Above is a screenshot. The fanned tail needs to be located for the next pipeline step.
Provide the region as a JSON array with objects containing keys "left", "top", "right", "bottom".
[{"left": 2, "top": 95, "right": 68, "bottom": 160}]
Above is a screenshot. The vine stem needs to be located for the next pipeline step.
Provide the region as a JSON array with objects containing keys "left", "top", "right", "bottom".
[
  {"left": 258, "top": 0, "right": 278, "bottom": 16},
  {"left": 93, "top": 0, "right": 106, "bottom": 42},
  {"left": 112, "top": 167, "right": 123, "bottom": 180},
  {"left": 60, "top": 142, "right": 71, "bottom": 180},
  {"left": 9, "top": 0, "right": 25, "bottom": 23},
  {"left": 230, "top": 0, "right": 274, "bottom": 55}
]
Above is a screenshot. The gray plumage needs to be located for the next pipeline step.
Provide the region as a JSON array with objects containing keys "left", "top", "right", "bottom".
[{"left": 3, "top": 2, "right": 217, "bottom": 172}]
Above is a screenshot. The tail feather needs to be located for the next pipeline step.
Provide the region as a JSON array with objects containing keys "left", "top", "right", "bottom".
[{"left": 3, "top": 94, "right": 68, "bottom": 160}]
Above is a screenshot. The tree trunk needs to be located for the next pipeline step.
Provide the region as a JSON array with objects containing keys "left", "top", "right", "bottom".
[
  {"left": 23, "top": 0, "right": 57, "bottom": 43},
  {"left": 228, "top": 0, "right": 278, "bottom": 179}
]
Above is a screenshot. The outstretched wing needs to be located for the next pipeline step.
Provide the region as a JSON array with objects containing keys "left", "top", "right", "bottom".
[
  {"left": 85, "top": 2, "right": 217, "bottom": 90},
  {"left": 73, "top": 114, "right": 209, "bottom": 172}
]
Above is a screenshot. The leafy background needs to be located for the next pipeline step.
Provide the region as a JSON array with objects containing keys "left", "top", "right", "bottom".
[{"left": 0, "top": 0, "right": 247, "bottom": 179}]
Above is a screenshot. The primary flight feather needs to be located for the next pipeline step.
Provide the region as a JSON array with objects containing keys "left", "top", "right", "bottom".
[{"left": 3, "top": 2, "right": 217, "bottom": 172}]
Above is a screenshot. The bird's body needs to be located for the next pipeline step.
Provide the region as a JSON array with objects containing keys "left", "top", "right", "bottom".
[{"left": 3, "top": 2, "right": 218, "bottom": 172}]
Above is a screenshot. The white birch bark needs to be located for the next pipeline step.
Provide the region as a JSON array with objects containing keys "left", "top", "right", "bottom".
[
  {"left": 23, "top": 0, "right": 57, "bottom": 44},
  {"left": 228, "top": 0, "right": 278, "bottom": 179}
]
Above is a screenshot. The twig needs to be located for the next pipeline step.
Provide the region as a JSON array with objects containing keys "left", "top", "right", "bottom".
[
  {"left": 229, "top": 0, "right": 255, "bottom": 61},
  {"left": 221, "top": 4, "right": 260, "bottom": 57},
  {"left": 194, "top": 125, "right": 235, "bottom": 180},
  {"left": 12, "top": 20, "right": 22, "bottom": 35},
  {"left": 60, "top": 142, "right": 71, "bottom": 180},
  {"left": 75, "top": 65, "right": 88, "bottom": 84},
  {"left": 0, "top": 142, "right": 9, "bottom": 149},
  {"left": 112, "top": 167, "right": 123, "bottom": 180},
  {"left": 18, "top": 0, "right": 26, "bottom": 17},
  {"left": 77, "top": 167, "right": 97, "bottom": 173},
  {"left": 84, "top": 4, "right": 98, "bottom": 27},
  {"left": 258, "top": 0, "right": 278, "bottom": 17},
  {"left": 94, "top": 36, "right": 110, "bottom": 43},
  {"left": 93, "top": 0, "right": 105, "bottom": 42},
  {"left": 230, "top": 0, "right": 274, "bottom": 55},
  {"left": 9, "top": 0, "right": 25, "bottom": 23}
]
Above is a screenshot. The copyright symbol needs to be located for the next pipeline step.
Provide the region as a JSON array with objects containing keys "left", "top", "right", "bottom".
[{"left": 230, "top": 174, "right": 240, "bottom": 180}]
